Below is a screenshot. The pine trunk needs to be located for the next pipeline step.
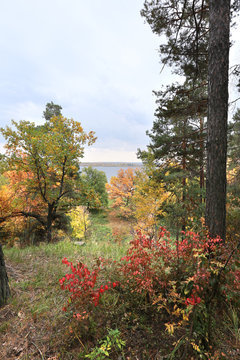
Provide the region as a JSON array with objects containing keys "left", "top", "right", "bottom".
[
  {"left": 199, "top": 116, "right": 205, "bottom": 204},
  {"left": 0, "top": 244, "right": 10, "bottom": 307},
  {"left": 206, "top": 0, "right": 230, "bottom": 242}
]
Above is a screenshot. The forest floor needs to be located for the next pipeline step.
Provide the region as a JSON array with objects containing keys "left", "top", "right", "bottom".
[
  {"left": 1, "top": 210, "right": 240, "bottom": 359},
  {"left": 0, "top": 210, "right": 133, "bottom": 360}
]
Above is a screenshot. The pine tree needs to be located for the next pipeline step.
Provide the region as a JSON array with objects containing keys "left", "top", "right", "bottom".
[
  {"left": 141, "top": 0, "right": 237, "bottom": 240},
  {"left": 138, "top": 80, "right": 207, "bottom": 231},
  {"left": 205, "top": 0, "right": 230, "bottom": 241}
]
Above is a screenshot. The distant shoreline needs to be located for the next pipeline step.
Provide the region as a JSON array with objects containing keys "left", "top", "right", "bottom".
[{"left": 80, "top": 162, "right": 143, "bottom": 167}]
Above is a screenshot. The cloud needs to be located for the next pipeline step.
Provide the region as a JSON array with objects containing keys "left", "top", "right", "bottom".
[
  {"left": 82, "top": 147, "right": 140, "bottom": 163},
  {"left": 1, "top": 1, "right": 239, "bottom": 160}
]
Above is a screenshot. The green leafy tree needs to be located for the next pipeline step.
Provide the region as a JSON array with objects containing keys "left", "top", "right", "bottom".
[
  {"left": 43, "top": 101, "right": 62, "bottom": 121},
  {"left": 1, "top": 110, "right": 96, "bottom": 242},
  {"left": 80, "top": 166, "right": 108, "bottom": 209},
  {"left": 0, "top": 154, "right": 8, "bottom": 186},
  {"left": 227, "top": 108, "right": 240, "bottom": 241},
  {"left": 229, "top": 108, "right": 240, "bottom": 167}
]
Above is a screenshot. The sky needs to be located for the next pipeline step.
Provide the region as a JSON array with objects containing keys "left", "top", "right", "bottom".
[{"left": 0, "top": 1, "right": 239, "bottom": 162}]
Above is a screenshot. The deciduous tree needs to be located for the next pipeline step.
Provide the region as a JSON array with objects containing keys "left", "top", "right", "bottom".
[
  {"left": 1, "top": 111, "right": 96, "bottom": 242},
  {"left": 79, "top": 166, "right": 108, "bottom": 209},
  {"left": 67, "top": 206, "right": 90, "bottom": 240},
  {"left": 106, "top": 168, "right": 136, "bottom": 218},
  {"left": 133, "top": 167, "right": 169, "bottom": 237}
]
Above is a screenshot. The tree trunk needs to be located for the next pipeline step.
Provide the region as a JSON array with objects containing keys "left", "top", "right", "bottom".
[
  {"left": 0, "top": 244, "right": 10, "bottom": 307},
  {"left": 199, "top": 116, "right": 205, "bottom": 204},
  {"left": 205, "top": 0, "right": 230, "bottom": 242},
  {"left": 182, "top": 147, "right": 186, "bottom": 232},
  {"left": 182, "top": 122, "right": 187, "bottom": 233},
  {"left": 46, "top": 203, "right": 54, "bottom": 243}
]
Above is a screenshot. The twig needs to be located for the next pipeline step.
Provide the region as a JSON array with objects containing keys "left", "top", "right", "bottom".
[
  {"left": 72, "top": 328, "right": 86, "bottom": 351},
  {"left": 207, "top": 237, "right": 240, "bottom": 305},
  {"left": 220, "top": 238, "right": 240, "bottom": 275},
  {"left": 229, "top": 96, "right": 240, "bottom": 105},
  {"left": 31, "top": 341, "right": 45, "bottom": 360}
]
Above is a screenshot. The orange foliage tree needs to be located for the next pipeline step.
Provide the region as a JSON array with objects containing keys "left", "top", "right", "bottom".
[
  {"left": 106, "top": 168, "right": 136, "bottom": 218},
  {"left": 0, "top": 169, "right": 46, "bottom": 245}
]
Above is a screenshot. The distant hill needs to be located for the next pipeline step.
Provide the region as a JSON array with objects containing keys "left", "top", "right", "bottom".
[{"left": 80, "top": 162, "right": 143, "bottom": 167}]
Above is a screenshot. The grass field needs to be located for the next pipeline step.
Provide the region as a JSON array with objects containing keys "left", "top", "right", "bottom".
[{"left": 0, "top": 210, "right": 134, "bottom": 359}]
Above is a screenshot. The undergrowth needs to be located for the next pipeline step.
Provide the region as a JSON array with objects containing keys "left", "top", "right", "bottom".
[{"left": 1, "top": 211, "right": 239, "bottom": 359}]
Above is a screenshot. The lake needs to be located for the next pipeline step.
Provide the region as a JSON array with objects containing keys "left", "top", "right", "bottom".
[{"left": 80, "top": 162, "right": 142, "bottom": 183}]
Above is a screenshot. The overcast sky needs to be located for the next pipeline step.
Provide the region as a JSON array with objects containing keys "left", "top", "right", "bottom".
[{"left": 0, "top": 1, "right": 239, "bottom": 162}]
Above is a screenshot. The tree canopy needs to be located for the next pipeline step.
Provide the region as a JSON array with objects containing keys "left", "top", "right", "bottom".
[
  {"left": 1, "top": 111, "right": 96, "bottom": 242},
  {"left": 79, "top": 166, "right": 108, "bottom": 210}
]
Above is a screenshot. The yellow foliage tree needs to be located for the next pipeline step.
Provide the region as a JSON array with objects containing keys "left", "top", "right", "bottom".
[
  {"left": 133, "top": 169, "right": 170, "bottom": 237},
  {"left": 67, "top": 206, "right": 90, "bottom": 240}
]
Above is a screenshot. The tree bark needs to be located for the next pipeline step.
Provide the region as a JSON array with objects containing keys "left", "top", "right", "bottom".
[
  {"left": 182, "top": 129, "right": 187, "bottom": 233},
  {"left": 46, "top": 203, "right": 54, "bottom": 243},
  {"left": 206, "top": 0, "right": 230, "bottom": 242},
  {"left": 199, "top": 116, "right": 205, "bottom": 204},
  {"left": 0, "top": 244, "right": 10, "bottom": 307}
]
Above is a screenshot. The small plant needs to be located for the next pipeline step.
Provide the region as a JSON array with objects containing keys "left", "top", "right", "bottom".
[
  {"left": 85, "top": 328, "right": 126, "bottom": 359},
  {"left": 227, "top": 306, "right": 240, "bottom": 346},
  {"left": 59, "top": 257, "right": 119, "bottom": 318}
]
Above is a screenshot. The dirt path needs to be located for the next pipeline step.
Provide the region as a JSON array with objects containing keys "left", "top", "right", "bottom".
[{"left": 106, "top": 209, "right": 134, "bottom": 242}]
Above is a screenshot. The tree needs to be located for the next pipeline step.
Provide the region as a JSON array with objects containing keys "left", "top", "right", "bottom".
[
  {"left": 140, "top": 1, "right": 209, "bottom": 234},
  {"left": 1, "top": 112, "right": 96, "bottom": 242},
  {"left": 141, "top": 1, "right": 237, "bottom": 240},
  {"left": 67, "top": 206, "right": 90, "bottom": 240},
  {"left": 106, "top": 168, "right": 136, "bottom": 218},
  {"left": 226, "top": 108, "right": 240, "bottom": 241},
  {"left": 0, "top": 163, "right": 10, "bottom": 306},
  {"left": 79, "top": 166, "right": 108, "bottom": 209},
  {"left": 132, "top": 166, "right": 169, "bottom": 237},
  {"left": 138, "top": 80, "right": 207, "bottom": 232},
  {"left": 43, "top": 101, "right": 62, "bottom": 121},
  {"left": 228, "top": 108, "right": 240, "bottom": 167},
  {"left": 0, "top": 169, "right": 46, "bottom": 245},
  {"left": 205, "top": 0, "right": 230, "bottom": 241},
  {"left": 0, "top": 244, "right": 10, "bottom": 307},
  {"left": 141, "top": 0, "right": 209, "bottom": 81}
]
